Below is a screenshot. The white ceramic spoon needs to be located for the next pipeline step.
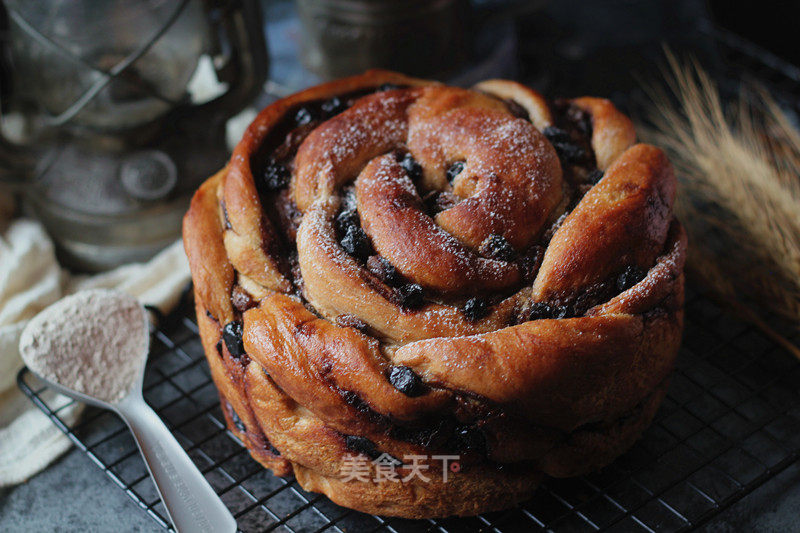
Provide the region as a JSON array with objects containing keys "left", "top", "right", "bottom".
[{"left": 19, "top": 289, "right": 236, "bottom": 533}]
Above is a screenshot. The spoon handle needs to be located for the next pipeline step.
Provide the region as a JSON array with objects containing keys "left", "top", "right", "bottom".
[{"left": 116, "top": 394, "right": 237, "bottom": 533}]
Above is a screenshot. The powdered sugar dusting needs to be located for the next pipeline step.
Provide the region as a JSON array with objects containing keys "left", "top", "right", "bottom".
[
  {"left": 293, "top": 86, "right": 570, "bottom": 338},
  {"left": 19, "top": 289, "right": 149, "bottom": 403}
]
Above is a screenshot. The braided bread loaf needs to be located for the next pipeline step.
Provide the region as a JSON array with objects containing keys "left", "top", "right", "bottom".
[{"left": 183, "top": 71, "right": 686, "bottom": 518}]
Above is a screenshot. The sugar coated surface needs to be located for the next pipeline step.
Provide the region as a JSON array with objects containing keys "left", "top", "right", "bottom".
[{"left": 19, "top": 289, "right": 148, "bottom": 403}]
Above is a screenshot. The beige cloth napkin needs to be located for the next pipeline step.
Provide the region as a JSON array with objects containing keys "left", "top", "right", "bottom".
[{"left": 0, "top": 217, "right": 190, "bottom": 486}]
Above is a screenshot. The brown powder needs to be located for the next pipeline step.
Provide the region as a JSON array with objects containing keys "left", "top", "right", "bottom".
[{"left": 19, "top": 289, "right": 149, "bottom": 403}]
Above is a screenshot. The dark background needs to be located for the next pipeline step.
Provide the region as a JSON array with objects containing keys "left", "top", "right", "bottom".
[
  {"left": 506, "top": 0, "right": 800, "bottom": 114},
  {"left": 2, "top": 1, "right": 800, "bottom": 111},
  {"left": 2, "top": 1, "right": 800, "bottom": 532}
]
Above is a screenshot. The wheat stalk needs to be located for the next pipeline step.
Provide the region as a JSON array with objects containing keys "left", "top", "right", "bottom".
[{"left": 639, "top": 51, "right": 800, "bottom": 359}]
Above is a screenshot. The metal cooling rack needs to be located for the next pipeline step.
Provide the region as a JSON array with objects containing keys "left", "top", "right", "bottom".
[
  {"left": 17, "top": 282, "right": 800, "bottom": 532},
  {"left": 15, "top": 16, "right": 800, "bottom": 532}
]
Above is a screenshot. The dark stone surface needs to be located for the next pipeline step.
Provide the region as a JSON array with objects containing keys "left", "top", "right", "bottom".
[
  {"left": 704, "top": 461, "right": 800, "bottom": 532},
  {"left": 4, "top": 445, "right": 796, "bottom": 531},
  {"left": 0, "top": 448, "right": 159, "bottom": 532},
  {"left": 2, "top": 1, "right": 799, "bottom": 531}
]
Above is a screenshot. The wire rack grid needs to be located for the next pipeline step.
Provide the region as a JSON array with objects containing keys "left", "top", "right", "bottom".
[
  {"left": 17, "top": 281, "right": 800, "bottom": 533},
  {"left": 15, "top": 18, "right": 800, "bottom": 531}
]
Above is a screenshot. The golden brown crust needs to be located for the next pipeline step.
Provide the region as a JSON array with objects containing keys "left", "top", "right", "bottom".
[
  {"left": 571, "top": 96, "right": 637, "bottom": 170},
  {"left": 473, "top": 79, "right": 553, "bottom": 130},
  {"left": 533, "top": 144, "right": 676, "bottom": 303},
  {"left": 393, "top": 303, "right": 682, "bottom": 433},
  {"left": 182, "top": 70, "right": 685, "bottom": 519},
  {"left": 183, "top": 170, "right": 236, "bottom": 324}
]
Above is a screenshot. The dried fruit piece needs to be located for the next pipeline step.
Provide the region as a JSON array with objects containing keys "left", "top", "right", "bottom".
[
  {"left": 446, "top": 160, "right": 465, "bottom": 182},
  {"left": 222, "top": 321, "right": 245, "bottom": 358},
  {"left": 461, "top": 297, "right": 488, "bottom": 322},
  {"left": 398, "top": 283, "right": 424, "bottom": 309},
  {"left": 553, "top": 142, "right": 588, "bottom": 164},
  {"left": 341, "top": 225, "right": 372, "bottom": 260},
  {"left": 398, "top": 152, "right": 423, "bottom": 181},
  {"left": 294, "top": 106, "right": 319, "bottom": 126},
  {"left": 449, "top": 425, "right": 487, "bottom": 455},
  {"left": 321, "top": 96, "right": 346, "bottom": 116},
  {"left": 528, "top": 302, "right": 570, "bottom": 320},
  {"left": 367, "top": 255, "right": 401, "bottom": 286},
  {"left": 479, "top": 234, "right": 516, "bottom": 261},
  {"left": 335, "top": 209, "right": 359, "bottom": 236},
  {"left": 617, "top": 265, "right": 646, "bottom": 292},
  {"left": 344, "top": 435, "right": 380, "bottom": 459},
  {"left": 542, "top": 126, "right": 571, "bottom": 144},
  {"left": 566, "top": 104, "right": 592, "bottom": 135},
  {"left": 543, "top": 126, "right": 589, "bottom": 164},
  {"left": 388, "top": 365, "right": 424, "bottom": 396},
  {"left": 262, "top": 159, "right": 290, "bottom": 191}
]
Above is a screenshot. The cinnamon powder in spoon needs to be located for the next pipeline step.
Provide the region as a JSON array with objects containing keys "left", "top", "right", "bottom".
[{"left": 19, "top": 289, "right": 149, "bottom": 403}]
